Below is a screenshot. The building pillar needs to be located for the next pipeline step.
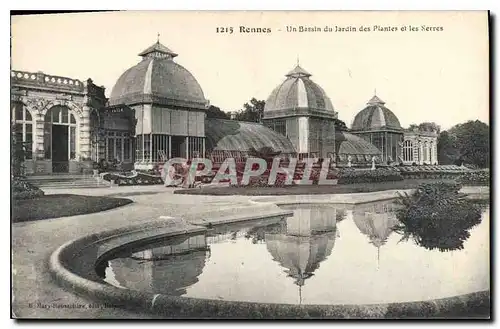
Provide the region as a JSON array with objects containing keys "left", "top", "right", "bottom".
[
  {"left": 168, "top": 135, "right": 172, "bottom": 159},
  {"left": 185, "top": 136, "right": 189, "bottom": 159},
  {"left": 384, "top": 132, "right": 388, "bottom": 162},
  {"left": 98, "top": 133, "right": 105, "bottom": 162},
  {"left": 34, "top": 112, "right": 45, "bottom": 160},
  {"left": 78, "top": 103, "right": 92, "bottom": 173},
  {"left": 149, "top": 133, "right": 153, "bottom": 163},
  {"left": 419, "top": 141, "right": 424, "bottom": 165},
  {"left": 78, "top": 93, "right": 92, "bottom": 160},
  {"left": 413, "top": 140, "right": 418, "bottom": 164},
  {"left": 202, "top": 138, "right": 205, "bottom": 158},
  {"left": 141, "top": 133, "right": 145, "bottom": 163},
  {"left": 434, "top": 142, "right": 438, "bottom": 164},
  {"left": 429, "top": 141, "right": 433, "bottom": 164}
]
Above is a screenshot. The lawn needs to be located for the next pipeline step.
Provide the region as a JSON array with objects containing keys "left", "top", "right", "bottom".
[
  {"left": 174, "top": 179, "right": 462, "bottom": 196},
  {"left": 12, "top": 194, "right": 133, "bottom": 223}
]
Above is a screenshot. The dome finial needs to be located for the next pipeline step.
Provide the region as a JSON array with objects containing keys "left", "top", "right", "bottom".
[
  {"left": 285, "top": 61, "right": 312, "bottom": 78},
  {"left": 138, "top": 39, "right": 178, "bottom": 60},
  {"left": 367, "top": 94, "right": 385, "bottom": 105},
  {"left": 374, "top": 88, "right": 377, "bottom": 96},
  {"left": 297, "top": 55, "right": 300, "bottom": 66}
]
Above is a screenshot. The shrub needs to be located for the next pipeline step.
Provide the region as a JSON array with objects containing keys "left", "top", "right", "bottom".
[
  {"left": 337, "top": 168, "right": 403, "bottom": 185},
  {"left": 12, "top": 177, "right": 45, "bottom": 200},
  {"left": 393, "top": 182, "right": 483, "bottom": 251}
]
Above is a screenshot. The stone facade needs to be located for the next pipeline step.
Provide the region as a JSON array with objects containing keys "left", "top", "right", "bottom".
[
  {"left": 401, "top": 129, "right": 439, "bottom": 165},
  {"left": 11, "top": 70, "right": 108, "bottom": 174}
]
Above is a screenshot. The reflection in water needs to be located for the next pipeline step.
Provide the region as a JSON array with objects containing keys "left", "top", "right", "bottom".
[
  {"left": 102, "top": 234, "right": 209, "bottom": 296},
  {"left": 352, "top": 201, "right": 399, "bottom": 267},
  {"left": 99, "top": 200, "right": 489, "bottom": 305},
  {"left": 393, "top": 184, "right": 485, "bottom": 252},
  {"left": 263, "top": 205, "right": 339, "bottom": 304}
]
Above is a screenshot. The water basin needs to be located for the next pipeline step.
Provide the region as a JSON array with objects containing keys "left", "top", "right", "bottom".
[{"left": 98, "top": 199, "right": 489, "bottom": 306}]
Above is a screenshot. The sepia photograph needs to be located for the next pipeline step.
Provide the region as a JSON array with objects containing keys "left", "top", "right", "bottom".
[{"left": 10, "top": 10, "right": 490, "bottom": 319}]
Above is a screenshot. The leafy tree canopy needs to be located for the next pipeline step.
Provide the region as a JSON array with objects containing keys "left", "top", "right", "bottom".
[
  {"left": 418, "top": 122, "right": 441, "bottom": 133},
  {"left": 234, "top": 98, "right": 265, "bottom": 123},
  {"left": 333, "top": 118, "right": 349, "bottom": 131},
  {"left": 406, "top": 122, "right": 440, "bottom": 133},
  {"left": 206, "top": 105, "right": 230, "bottom": 120},
  {"left": 438, "top": 120, "right": 489, "bottom": 168}
]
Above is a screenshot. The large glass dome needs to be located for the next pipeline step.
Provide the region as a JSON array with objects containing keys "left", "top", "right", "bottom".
[{"left": 109, "top": 41, "right": 207, "bottom": 109}]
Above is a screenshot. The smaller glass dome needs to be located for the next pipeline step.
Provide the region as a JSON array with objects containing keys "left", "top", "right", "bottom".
[
  {"left": 264, "top": 64, "right": 337, "bottom": 118},
  {"left": 351, "top": 95, "right": 402, "bottom": 131}
]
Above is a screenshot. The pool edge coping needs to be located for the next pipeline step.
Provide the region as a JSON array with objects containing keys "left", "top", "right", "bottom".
[{"left": 48, "top": 208, "right": 491, "bottom": 319}]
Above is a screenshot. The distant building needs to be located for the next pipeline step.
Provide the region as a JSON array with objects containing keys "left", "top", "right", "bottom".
[
  {"left": 263, "top": 64, "right": 381, "bottom": 165},
  {"left": 11, "top": 39, "right": 436, "bottom": 175},
  {"left": 401, "top": 127, "right": 439, "bottom": 165},
  {"left": 350, "top": 95, "right": 404, "bottom": 164}
]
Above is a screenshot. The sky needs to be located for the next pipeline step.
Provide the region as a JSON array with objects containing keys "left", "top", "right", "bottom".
[{"left": 11, "top": 11, "right": 489, "bottom": 130}]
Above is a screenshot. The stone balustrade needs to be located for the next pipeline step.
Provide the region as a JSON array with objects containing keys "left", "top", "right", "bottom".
[{"left": 11, "top": 70, "right": 84, "bottom": 91}]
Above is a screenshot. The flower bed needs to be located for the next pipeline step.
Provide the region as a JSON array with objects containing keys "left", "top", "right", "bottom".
[
  {"left": 12, "top": 177, "right": 45, "bottom": 200},
  {"left": 101, "top": 171, "right": 163, "bottom": 186}
]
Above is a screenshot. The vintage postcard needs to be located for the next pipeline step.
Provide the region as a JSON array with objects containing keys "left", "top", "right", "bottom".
[{"left": 11, "top": 10, "right": 490, "bottom": 319}]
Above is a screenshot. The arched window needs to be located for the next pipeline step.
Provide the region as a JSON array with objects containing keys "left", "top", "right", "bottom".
[
  {"left": 44, "top": 106, "right": 78, "bottom": 160},
  {"left": 12, "top": 102, "right": 33, "bottom": 159},
  {"left": 403, "top": 140, "right": 413, "bottom": 162}
]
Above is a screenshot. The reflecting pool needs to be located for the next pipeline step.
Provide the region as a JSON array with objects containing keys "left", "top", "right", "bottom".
[{"left": 98, "top": 200, "right": 489, "bottom": 305}]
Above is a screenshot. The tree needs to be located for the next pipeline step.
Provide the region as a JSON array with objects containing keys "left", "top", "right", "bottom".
[
  {"left": 437, "top": 131, "right": 458, "bottom": 165},
  {"left": 234, "top": 98, "right": 265, "bottom": 123},
  {"left": 407, "top": 124, "right": 419, "bottom": 131},
  {"left": 418, "top": 122, "right": 441, "bottom": 133},
  {"left": 206, "top": 105, "right": 230, "bottom": 119},
  {"left": 438, "top": 120, "right": 489, "bottom": 168},
  {"left": 333, "top": 118, "right": 349, "bottom": 131},
  {"left": 406, "top": 122, "right": 440, "bottom": 132}
]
